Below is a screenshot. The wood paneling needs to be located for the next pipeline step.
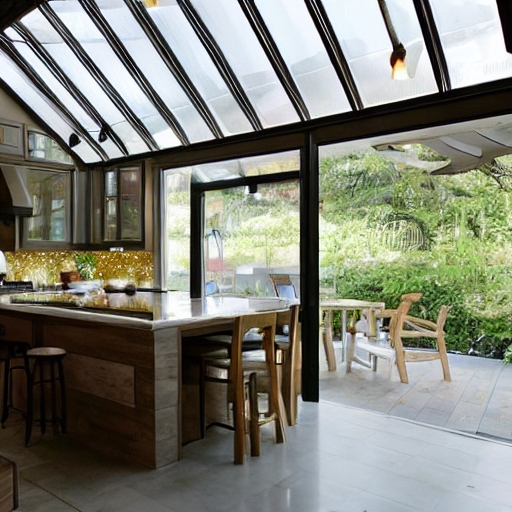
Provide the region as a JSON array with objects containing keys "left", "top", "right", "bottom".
[
  {"left": 66, "top": 353, "right": 135, "bottom": 407},
  {"left": 0, "top": 457, "right": 15, "bottom": 512}
]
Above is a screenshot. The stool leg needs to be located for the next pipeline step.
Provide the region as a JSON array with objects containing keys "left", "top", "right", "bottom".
[
  {"left": 39, "top": 360, "right": 46, "bottom": 435},
  {"left": 1, "top": 354, "right": 10, "bottom": 427},
  {"left": 57, "top": 357, "right": 66, "bottom": 434},
  {"left": 50, "top": 360, "right": 57, "bottom": 434},
  {"left": 25, "top": 356, "right": 34, "bottom": 446}
]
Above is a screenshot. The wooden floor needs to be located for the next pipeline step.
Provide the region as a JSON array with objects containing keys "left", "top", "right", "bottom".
[{"left": 319, "top": 348, "right": 512, "bottom": 443}]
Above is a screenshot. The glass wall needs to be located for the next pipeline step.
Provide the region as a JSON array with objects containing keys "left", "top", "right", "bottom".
[
  {"left": 204, "top": 180, "right": 300, "bottom": 296},
  {"left": 163, "top": 150, "right": 300, "bottom": 296}
]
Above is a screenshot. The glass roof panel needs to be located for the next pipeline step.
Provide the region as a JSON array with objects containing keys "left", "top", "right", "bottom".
[
  {"left": 0, "top": 53, "right": 99, "bottom": 163},
  {"left": 429, "top": 0, "right": 512, "bottom": 88},
  {"left": 146, "top": 1, "right": 254, "bottom": 137},
  {"left": 323, "top": 0, "right": 438, "bottom": 107},
  {"left": 50, "top": 0, "right": 181, "bottom": 150},
  {"left": 255, "top": 0, "right": 351, "bottom": 118},
  {"left": 4, "top": 27, "right": 98, "bottom": 133},
  {"left": 3, "top": 26, "right": 128, "bottom": 160},
  {"left": 96, "top": 0, "right": 212, "bottom": 144},
  {"left": 19, "top": 8, "right": 153, "bottom": 156},
  {"left": 190, "top": 0, "right": 300, "bottom": 128}
]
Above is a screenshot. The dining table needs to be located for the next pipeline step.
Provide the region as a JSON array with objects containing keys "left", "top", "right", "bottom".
[{"left": 320, "top": 298, "right": 386, "bottom": 371}]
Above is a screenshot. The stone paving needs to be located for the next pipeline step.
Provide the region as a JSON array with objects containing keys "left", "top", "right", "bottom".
[{"left": 320, "top": 350, "right": 512, "bottom": 443}]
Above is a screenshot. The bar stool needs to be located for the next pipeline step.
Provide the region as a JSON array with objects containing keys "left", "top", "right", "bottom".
[
  {"left": 0, "top": 340, "right": 30, "bottom": 428},
  {"left": 25, "top": 347, "right": 67, "bottom": 446}
]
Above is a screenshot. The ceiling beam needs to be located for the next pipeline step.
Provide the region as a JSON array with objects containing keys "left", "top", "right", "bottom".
[
  {"left": 177, "top": 0, "right": 263, "bottom": 132},
  {"left": 237, "top": 0, "right": 310, "bottom": 122},
  {"left": 303, "top": 0, "right": 363, "bottom": 111},
  {"left": 123, "top": 0, "right": 223, "bottom": 140},
  {"left": 78, "top": 0, "right": 189, "bottom": 146},
  {"left": 39, "top": 2, "right": 160, "bottom": 152},
  {"left": 11, "top": 22, "right": 130, "bottom": 157},
  {"left": 132, "top": 78, "right": 512, "bottom": 170},
  {"left": 413, "top": 0, "right": 451, "bottom": 93},
  {"left": 0, "top": 34, "right": 108, "bottom": 161}
]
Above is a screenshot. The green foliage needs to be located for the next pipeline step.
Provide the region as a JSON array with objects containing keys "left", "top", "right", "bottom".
[
  {"left": 503, "top": 344, "right": 512, "bottom": 365},
  {"left": 319, "top": 152, "right": 512, "bottom": 356},
  {"left": 73, "top": 252, "right": 97, "bottom": 280}
]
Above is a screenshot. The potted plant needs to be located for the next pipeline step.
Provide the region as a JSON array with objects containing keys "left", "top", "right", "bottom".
[{"left": 73, "top": 252, "right": 97, "bottom": 281}]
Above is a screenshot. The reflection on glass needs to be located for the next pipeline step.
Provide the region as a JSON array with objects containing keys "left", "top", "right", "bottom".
[
  {"left": 120, "top": 169, "right": 141, "bottom": 240},
  {"left": 429, "top": 0, "right": 512, "bottom": 88},
  {"left": 104, "top": 166, "right": 141, "bottom": 241},
  {"left": 322, "top": 0, "right": 437, "bottom": 106},
  {"left": 255, "top": 0, "right": 351, "bottom": 118},
  {"left": 205, "top": 180, "right": 300, "bottom": 297},
  {"left": 27, "top": 132, "right": 73, "bottom": 164},
  {"left": 164, "top": 170, "right": 192, "bottom": 292},
  {"left": 25, "top": 170, "right": 69, "bottom": 242}
]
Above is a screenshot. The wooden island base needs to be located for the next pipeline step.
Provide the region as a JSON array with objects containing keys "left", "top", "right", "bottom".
[{"left": 0, "top": 294, "right": 288, "bottom": 468}]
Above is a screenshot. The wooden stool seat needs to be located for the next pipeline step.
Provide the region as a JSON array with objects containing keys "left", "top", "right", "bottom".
[
  {"left": 26, "top": 347, "right": 66, "bottom": 358},
  {"left": 25, "top": 347, "right": 67, "bottom": 446}
]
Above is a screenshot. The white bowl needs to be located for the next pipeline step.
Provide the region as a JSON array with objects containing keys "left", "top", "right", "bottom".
[{"left": 67, "top": 280, "right": 102, "bottom": 291}]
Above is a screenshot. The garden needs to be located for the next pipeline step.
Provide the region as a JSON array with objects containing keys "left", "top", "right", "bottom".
[{"left": 319, "top": 148, "right": 512, "bottom": 358}]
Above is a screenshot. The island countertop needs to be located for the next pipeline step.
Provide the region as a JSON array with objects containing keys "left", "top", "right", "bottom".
[{"left": 0, "top": 291, "right": 289, "bottom": 329}]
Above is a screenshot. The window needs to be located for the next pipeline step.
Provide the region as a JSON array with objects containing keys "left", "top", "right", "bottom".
[
  {"left": 27, "top": 131, "right": 73, "bottom": 164},
  {"left": 104, "top": 165, "right": 142, "bottom": 241},
  {"left": 24, "top": 169, "right": 71, "bottom": 244}
]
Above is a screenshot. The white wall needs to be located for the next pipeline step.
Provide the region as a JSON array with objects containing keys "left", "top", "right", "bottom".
[{"left": 0, "top": 87, "right": 41, "bottom": 129}]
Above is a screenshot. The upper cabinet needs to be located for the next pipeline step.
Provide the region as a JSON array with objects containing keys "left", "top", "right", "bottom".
[{"left": 104, "top": 165, "right": 143, "bottom": 242}]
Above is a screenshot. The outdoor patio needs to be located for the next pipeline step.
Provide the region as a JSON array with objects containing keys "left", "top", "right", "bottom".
[{"left": 320, "top": 349, "right": 512, "bottom": 443}]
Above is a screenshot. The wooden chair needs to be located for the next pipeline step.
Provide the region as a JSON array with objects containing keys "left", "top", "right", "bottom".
[
  {"left": 201, "top": 311, "right": 286, "bottom": 464},
  {"left": 347, "top": 293, "right": 452, "bottom": 384},
  {"left": 275, "top": 304, "right": 301, "bottom": 426},
  {"left": 269, "top": 274, "right": 298, "bottom": 300},
  {"left": 247, "top": 305, "right": 300, "bottom": 428}
]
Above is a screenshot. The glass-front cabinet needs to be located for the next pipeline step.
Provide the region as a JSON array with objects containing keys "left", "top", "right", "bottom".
[{"left": 104, "top": 165, "right": 142, "bottom": 242}]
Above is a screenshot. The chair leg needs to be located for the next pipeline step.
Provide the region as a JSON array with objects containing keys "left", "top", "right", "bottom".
[
  {"left": 1, "top": 355, "right": 10, "bottom": 427},
  {"left": 345, "top": 332, "right": 356, "bottom": 374},
  {"left": 437, "top": 333, "right": 452, "bottom": 382},
  {"left": 248, "top": 373, "right": 260, "bottom": 457},
  {"left": 38, "top": 360, "right": 46, "bottom": 435},
  {"left": 25, "top": 357, "right": 34, "bottom": 447},
  {"left": 57, "top": 358, "right": 67, "bottom": 434},
  {"left": 395, "top": 354, "right": 409, "bottom": 384}
]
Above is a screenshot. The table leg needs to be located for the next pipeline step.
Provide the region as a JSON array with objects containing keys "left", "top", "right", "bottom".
[
  {"left": 322, "top": 310, "right": 337, "bottom": 372},
  {"left": 366, "top": 309, "right": 378, "bottom": 339},
  {"left": 340, "top": 310, "right": 347, "bottom": 362}
]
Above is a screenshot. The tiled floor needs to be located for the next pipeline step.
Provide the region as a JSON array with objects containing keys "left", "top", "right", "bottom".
[
  {"left": 321, "top": 350, "right": 512, "bottom": 442},
  {"left": 2, "top": 353, "right": 512, "bottom": 511}
]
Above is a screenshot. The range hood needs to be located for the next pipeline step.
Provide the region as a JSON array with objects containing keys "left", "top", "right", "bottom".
[{"left": 0, "top": 165, "right": 33, "bottom": 217}]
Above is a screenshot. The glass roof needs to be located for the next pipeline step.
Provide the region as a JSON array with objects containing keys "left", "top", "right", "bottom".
[{"left": 1, "top": 0, "right": 511, "bottom": 165}]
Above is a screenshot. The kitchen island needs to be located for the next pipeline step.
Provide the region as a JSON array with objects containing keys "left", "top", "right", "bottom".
[{"left": 0, "top": 292, "right": 289, "bottom": 468}]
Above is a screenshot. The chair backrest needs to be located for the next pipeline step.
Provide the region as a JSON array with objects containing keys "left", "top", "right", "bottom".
[
  {"left": 285, "top": 304, "right": 300, "bottom": 425},
  {"left": 390, "top": 293, "right": 423, "bottom": 351},
  {"left": 230, "top": 311, "right": 277, "bottom": 464},
  {"left": 436, "top": 305, "right": 450, "bottom": 332},
  {"left": 205, "top": 280, "right": 219, "bottom": 296},
  {"left": 269, "top": 274, "right": 297, "bottom": 300}
]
